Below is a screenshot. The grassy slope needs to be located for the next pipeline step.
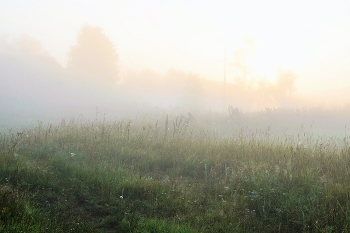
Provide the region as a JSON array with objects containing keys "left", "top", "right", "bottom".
[{"left": 1, "top": 116, "right": 350, "bottom": 232}]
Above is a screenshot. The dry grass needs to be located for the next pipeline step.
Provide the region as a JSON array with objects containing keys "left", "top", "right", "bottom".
[{"left": 1, "top": 113, "right": 350, "bottom": 232}]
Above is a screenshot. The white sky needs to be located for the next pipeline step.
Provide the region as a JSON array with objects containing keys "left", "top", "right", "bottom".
[{"left": 1, "top": 0, "right": 350, "bottom": 94}]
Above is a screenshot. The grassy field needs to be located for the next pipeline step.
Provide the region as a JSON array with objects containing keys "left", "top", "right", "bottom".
[{"left": 1, "top": 113, "right": 350, "bottom": 232}]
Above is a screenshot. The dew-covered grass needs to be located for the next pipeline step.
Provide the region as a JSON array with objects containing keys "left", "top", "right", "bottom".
[{"left": 1, "top": 113, "right": 350, "bottom": 232}]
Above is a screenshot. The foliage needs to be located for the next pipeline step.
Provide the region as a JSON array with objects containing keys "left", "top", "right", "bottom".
[
  {"left": 67, "top": 25, "right": 118, "bottom": 84},
  {"left": 274, "top": 69, "right": 296, "bottom": 97},
  {"left": 16, "top": 34, "right": 47, "bottom": 56},
  {"left": 1, "top": 114, "right": 350, "bottom": 232}
]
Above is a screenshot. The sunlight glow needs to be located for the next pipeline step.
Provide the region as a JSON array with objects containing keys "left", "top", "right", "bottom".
[{"left": 1, "top": 0, "right": 350, "bottom": 101}]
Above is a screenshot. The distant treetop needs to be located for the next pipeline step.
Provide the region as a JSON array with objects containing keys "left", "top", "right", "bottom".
[{"left": 67, "top": 25, "right": 119, "bottom": 84}]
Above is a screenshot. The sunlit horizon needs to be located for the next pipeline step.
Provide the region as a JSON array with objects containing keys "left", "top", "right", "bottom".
[{"left": 1, "top": 0, "right": 350, "bottom": 102}]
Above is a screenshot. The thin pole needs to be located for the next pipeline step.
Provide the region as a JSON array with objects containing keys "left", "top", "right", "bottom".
[
  {"left": 224, "top": 47, "right": 226, "bottom": 84},
  {"left": 224, "top": 47, "right": 227, "bottom": 108}
]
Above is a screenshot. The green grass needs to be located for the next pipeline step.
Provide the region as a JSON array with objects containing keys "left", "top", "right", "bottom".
[{"left": 1, "top": 115, "right": 350, "bottom": 232}]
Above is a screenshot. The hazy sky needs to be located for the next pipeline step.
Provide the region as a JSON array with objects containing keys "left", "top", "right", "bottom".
[{"left": 1, "top": 0, "right": 350, "bottom": 94}]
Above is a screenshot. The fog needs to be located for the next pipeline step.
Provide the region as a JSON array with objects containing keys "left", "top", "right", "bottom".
[{"left": 1, "top": 1, "right": 350, "bottom": 137}]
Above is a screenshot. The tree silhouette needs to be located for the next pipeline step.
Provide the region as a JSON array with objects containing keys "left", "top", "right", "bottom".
[
  {"left": 67, "top": 25, "right": 118, "bottom": 84},
  {"left": 17, "top": 34, "right": 47, "bottom": 56},
  {"left": 274, "top": 69, "right": 296, "bottom": 98},
  {"left": 231, "top": 38, "right": 256, "bottom": 90}
]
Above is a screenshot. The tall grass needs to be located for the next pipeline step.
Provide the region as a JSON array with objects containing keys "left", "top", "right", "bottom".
[{"left": 1, "top": 114, "right": 350, "bottom": 232}]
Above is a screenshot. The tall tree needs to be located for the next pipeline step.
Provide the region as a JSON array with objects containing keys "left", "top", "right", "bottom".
[{"left": 67, "top": 25, "right": 118, "bottom": 84}]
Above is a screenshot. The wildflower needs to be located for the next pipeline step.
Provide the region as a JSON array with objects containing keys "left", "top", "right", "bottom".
[
  {"left": 249, "top": 190, "right": 260, "bottom": 200},
  {"left": 219, "top": 195, "right": 226, "bottom": 202},
  {"left": 120, "top": 188, "right": 124, "bottom": 199}
]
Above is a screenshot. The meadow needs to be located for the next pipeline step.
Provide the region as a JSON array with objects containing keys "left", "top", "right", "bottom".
[{"left": 1, "top": 110, "right": 350, "bottom": 232}]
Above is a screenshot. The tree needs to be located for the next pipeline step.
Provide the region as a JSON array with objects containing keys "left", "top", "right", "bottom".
[
  {"left": 17, "top": 34, "right": 47, "bottom": 56},
  {"left": 67, "top": 25, "right": 118, "bottom": 84},
  {"left": 274, "top": 69, "right": 296, "bottom": 98},
  {"left": 231, "top": 38, "right": 256, "bottom": 90}
]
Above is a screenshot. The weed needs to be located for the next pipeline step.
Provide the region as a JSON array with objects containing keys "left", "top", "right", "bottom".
[{"left": 1, "top": 114, "right": 350, "bottom": 232}]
